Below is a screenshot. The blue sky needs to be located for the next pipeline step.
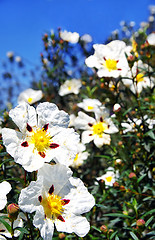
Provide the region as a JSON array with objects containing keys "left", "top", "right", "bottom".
[{"left": 0, "top": 0, "right": 154, "bottom": 65}]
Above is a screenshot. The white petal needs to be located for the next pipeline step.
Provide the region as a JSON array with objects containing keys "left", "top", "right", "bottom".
[
  {"left": 33, "top": 208, "right": 54, "bottom": 240},
  {"left": 56, "top": 214, "right": 90, "bottom": 237}
]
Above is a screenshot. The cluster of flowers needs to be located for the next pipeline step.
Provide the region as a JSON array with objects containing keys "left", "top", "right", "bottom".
[{"left": 1, "top": 101, "right": 95, "bottom": 239}]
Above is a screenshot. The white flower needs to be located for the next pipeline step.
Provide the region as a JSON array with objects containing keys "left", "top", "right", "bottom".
[
  {"left": 2, "top": 102, "right": 79, "bottom": 172},
  {"left": 0, "top": 214, "right": 23, "bottom": 239},
  {"left": 77, "top": 98, "right": 102, "bottom": 112},
  {"left": 70, "top": 143, "right": 89, "bottom": 168},
  {"left": 68, "top": 114, "right": 76, "bottom": 127},
  {"left": 96, "top": 167, "right": 119, "bottom": 187},
  {"left": 15, "top": 56, "right": 22, "bottom": 62},
  {"left": 121, "top": 115, "right": 155, "bottom": 134},
  {"left": 147, "top": 32, "right": 155, "bottom": 46},
  {"left": 85, "top": 40, "right": 129, "bottom": 78},
  {"left": 123, "top": 60, "right": 154, "bottom": 93},
  {"left": 74, "top": 107, "right": 118, "bottom": 148},
  {"left": 6, "top": 51, "right": 14, "bottom": 58},
  {"left": 0, "top": 181, "right": 11, "bottom": 210},
  {"left": 17, "top": 88, "right": 43, "bottom": 105},
  {"left": 18, "top": 163, "right": 95, "bottom": 240},
  {"left": 59, "top": 79, "right": 82, "bottom": 96},
  {"left": 80, "top": 34, "right": 92, "bottom": 43},
  {"left": 113, "top": 103, "right": 121, "bottom": 112},
  {"left": 60, "top": 30, "right": 79, "bottom": 44}
]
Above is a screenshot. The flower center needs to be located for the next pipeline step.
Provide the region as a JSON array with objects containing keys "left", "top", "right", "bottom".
[
  {"left": 87, "top": 106, "right": 94, "bottom": 110},
  {"left": 105, "top": 176, "right": 113, "bottom": 182},
  {"left": 104, "top": 59, "right": 118, "bottom": 72},
  {"left": 27, "top": 97, "right": 33, "bottom": 103},
  {"left": 68, "top": 86, "right": 72, "bottom": 91},
  {"left": 41, "top": 193, "right": 65, "bottom": 219},
  {"left": 92, "top": 122, "right": 108, "bottom": 137},
  {"left": 29, "top": 128, "right": 51, "bottom": 152},
  {"left": 136, "top": 73, "right": 144, "bottom": 83},
  {"left": 73, "top": 153, "right": 79, "bottom": 162}
]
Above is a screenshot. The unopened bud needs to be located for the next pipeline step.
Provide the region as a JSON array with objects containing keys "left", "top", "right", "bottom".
[
  {"left": 129, "top": 172, "right": 136, "bottom": 178},
  {"left": 136, "top": 219, "right": 145, "bottom": 226},
  {"left": 113, "top": 103, "right": 121, "bottom": 112},
  {"left": 7, "top": 203, "right": 19, "bottom": 221},
  {"left": 100, "top": 225, "right": 108, "bottom": 233},
  {"left": 58, "top": 233, "right": 66, "bottom": 239},
  {"left": 113, "top": 181, "right": 119, "bottom": 188}
]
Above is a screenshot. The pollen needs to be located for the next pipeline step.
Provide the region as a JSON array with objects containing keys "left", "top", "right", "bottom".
[
  {"left": 41, "top": 193, "right": 65, "bottom": 220},
  {"left": 27, "top": 97, "right": 33, "bottom": 103},
  {"left": 92, "top": 122, "right": 108, "bottom": 137},
  {"left": 103, "top": 59, "right": 118, "bottom": 72},
  {"left": 87, "top": 106, "right": 94, "bottom": 110},
  {"left": 135, "top": 73, "right": 144, "bottom": 83},
  {"left": 105, "top": 176, "right": 113, "bottom": 182},
  {"left": 29, "top": 128, "right": 51, "bottom": 153},
  {"left": 73, "top": 154, "right": 79, "bottom": 162}
]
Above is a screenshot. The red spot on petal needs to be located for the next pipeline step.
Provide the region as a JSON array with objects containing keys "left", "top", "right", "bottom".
[
  {"left": 39, "top": 152, "right": 46, "bottom": 158},
  {"left": 117, "top": 68, "right": 122, "bottom": 71},
  {"left": 89, "top": 134, "right": 92, "bottom": 136},
  {"left": 0, "top": 230, "right": 5, "bottom": 232},
  {"left": 38, "top": 195, "right": 42, "bottom": 202},
  {"left": 26, "top": 123, "right": 32, "bottom": 132},
  {"left": 62, "top": 199, "right": 70, "bottom": 205},
  {"left": 100, "top": 117, "right": 103, "bottom": 122},
  {"left": 116, "top": 60, "right": 119, "bottom": 63},
  {"left": 103, "top": 57, "right": 106, "bottom": 61},
  {"left": 49, "top": 185, "right": 54, "bottom": 194},
  {"left": 49, "top": 143, "right": 59, "bottom": 149},
  {"left": 88, "top": 123, "right": 93, "bottom": 127},
  {"left": 21, "top": 141, "right": 29, "bottom": 147},
  {"left": 42, "top": 124, "right": 49, "bottom": 131},
  {"left": 57, "top": 215, "right": 65, "bottom": 222}
]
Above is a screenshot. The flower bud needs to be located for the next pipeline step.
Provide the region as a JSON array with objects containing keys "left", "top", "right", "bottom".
[
  {"left": 136, "top": 219, "right": 145, "bottom": 226},
  {"left": 100, "top": 225, "right": 108, "bottom": 233},
  {"left": 58, "top": 233, "right": 66, "bottom": 239},
  {"left": 129, "top": 172, "right": 136, "bottom": 179},
  {"left": 7, "top": 203, "right": 19, "bottom": 221},
  {"left": 113, "top": 103, "right": 121, "bottom": 112}
]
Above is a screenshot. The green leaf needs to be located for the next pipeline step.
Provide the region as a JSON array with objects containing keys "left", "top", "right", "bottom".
[
  {"left": 91, "top": 225, "right": 102, "bottom": 233},
  {"left": 115, "top": 236, "right": 120, "bottom": 240},
  {"left": 14, "top": 227, "right": 29, "bottom": 234},
  {"left": 145, "top": 216, "right": 154, "bottom": 227},
  {"left": 144, "top": 130, "right": 155, "bottom": 140},
  {"left": 110, "top": 231, "right": 118, "bottom": 240},
  {"left": 129, "top": 232, "right": 139, "bottom": 240},
  {"left": 103, "top": 213, "right": 132, "bottom": 219},
  {"left": 137, "top": 173, "right": 147, "bottom": 183},
  {"left": 0, "top": 216, "right": 11, "bottom": 233},
  {"left": 142, "top": 209, "right": 155, "bottom": 218}
]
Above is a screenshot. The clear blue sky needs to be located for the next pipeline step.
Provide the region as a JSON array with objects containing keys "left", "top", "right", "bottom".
[{"left": 0, "top": 0, "right": 154, "bottom": 64}]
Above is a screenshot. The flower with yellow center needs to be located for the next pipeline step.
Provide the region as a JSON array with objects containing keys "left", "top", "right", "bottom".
[
  {"left": 17, "top": 88, "right": 43, "bottom": 105},
  {"left": 92, "top": 122, "right": 108, "bottom": 137},
  {"left": 59, "top": 79, "right": 82, "bottom": 96},
  {"left": 2, "top": 102, "right": 79, "bottom": 172},
  {"left": 85, "top": 40, "right": 129, "bottom": 78},
  {"left": 18, "top": 163, "right": 95, "bottom": 240},
  {"left": 77, "top": 98, "right": 102, "bottom": 112},
  {"left": 103, "top": 58, "right": 118, "bottom": 72},
  {"left": 135, "top": 73, "right": 144, "bottom": 83},
  {"left": 97, "top": 167, "right": 119, "bottom": 188}
]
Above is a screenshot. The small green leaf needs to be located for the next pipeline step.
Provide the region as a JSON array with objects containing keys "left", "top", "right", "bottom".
[
  {"left": 0, "top": 216, "right": 11, "bottom": 233},
  {"left": 91, "top": 225, "right": 102, "bottom": 233},
  {"left": 110, "top": 231, "right": 118, "bottom": 240},
  {"left": 145, "top": 216, "right": 154, "bottom": 227},
  {"left": 115, "top": 235, "right": 120, "bottom": 240},
  {"left": 137, "top": 174, "right": 147, "bottom": 183},
  {"left": 103, "top": 213, "right": 132, "bottom": 219},
  {"left": 129, "top": 232, "right": 139, "bottom": 240}
]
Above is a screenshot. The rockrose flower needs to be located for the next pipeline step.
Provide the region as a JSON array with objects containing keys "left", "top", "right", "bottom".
[
  {"left": 0, "top": 181, "right": 11, "bottom": 210},
  {"left": 77, "top": 98, "right": 102, "bottom": 113},
  {"left": 2, "top": 102, "right": 79, "bottom": 172},
  {"left": 74, "top": 107, "right": 118, "bottom": 148},
  {"left": 58, "top": 79, "right": 82, "bottom": 96},
  {"left": 70, "top": 143, "right": 89, "bottom": 168},
  {"left": 17, "top": 88, "right": 43, "bottom": 105},
  {"left": 18, "top": 163, "right": 95, "bottom": 240},
  {"left": 60, "top": 30, "right": 79, "bottom": 44},
  {"left": 122, "top": 60, "right": 154, "bottom": 93},
  {"left": 85, "top": 40, "right": 129, "bottom": 78},
  {"left": 96, "top": 167, "right": 119, "bottom": 187}
]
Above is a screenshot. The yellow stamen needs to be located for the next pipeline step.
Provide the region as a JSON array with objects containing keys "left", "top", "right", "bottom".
[
  {"left": 92, "top": 122, "right": 108, "bottom": 137},
  {"left": 103, "top": 59, "right": 118, "bottom": 72},
  {"left": 41, "top": 193, "right": 65, "bottom": 219},
  {"left": 27, "top": 97, "right": 33, "bottom": 103},
  {"left": 87, "top": 106, "right": 94, "bottom": 110},
  {"left": 105, "top": 176, "right": 113, "bottom": 182},
  {"left": 29, "top": 128, "right": 51, "bottom": 152},
  {"left": 68, "top": 86, "right": 71, "bottom": 91},
  {"left": 136, "top": 73, "right": 144, "bottom": 83},
  {"left": 73, "top": 154, "right": 79, "bottom": 162}
]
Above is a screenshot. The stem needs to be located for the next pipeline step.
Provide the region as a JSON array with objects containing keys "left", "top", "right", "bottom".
[
  {"left": 26, "top": 213, "right": 34, "bottom": 240},
  {"left": 11, "top": 221, "right": 15, "bottom": 240}
]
